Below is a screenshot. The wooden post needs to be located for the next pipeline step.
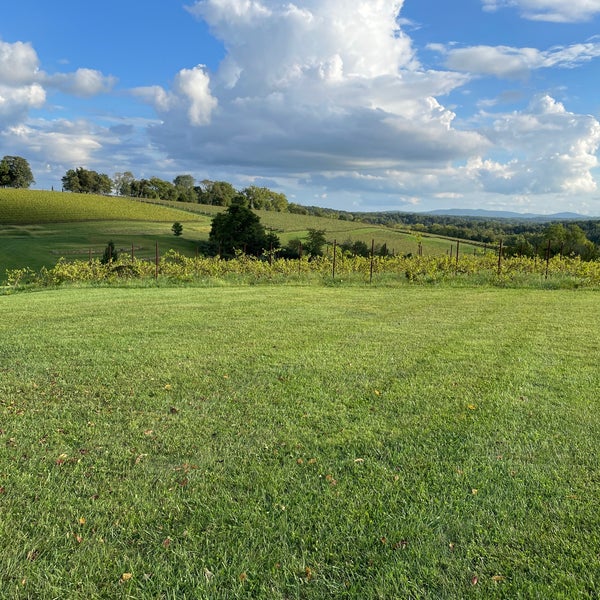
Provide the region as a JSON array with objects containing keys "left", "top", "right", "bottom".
[
  {"left": 545, "top": 239, "right": 551, "bottom": 280},
  {"left": 155, "top": 241, "right": 159, "bottom": 279},
  {"left": 370, "top": 239, "right": 375, "bottom": 284},
  {"left": 332, "top": 239, "right": 337, "bottom": 280},
  {"left": 497, "top": 239, "right": 503, "bottom": 275},
  {"left": 455, "top": 240, "right": 460, "bottom": 271}
]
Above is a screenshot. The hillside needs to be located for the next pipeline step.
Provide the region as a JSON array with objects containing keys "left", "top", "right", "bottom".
[{"left": 0, "top": 190, "right": 483, "bottom": 272}]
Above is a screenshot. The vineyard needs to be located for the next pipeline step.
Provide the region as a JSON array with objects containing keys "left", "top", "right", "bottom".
[
  {"left": 5, "top": 249, "right": 600, "bottom": 289},
  {"left": 0, "top": 189, "right": 204, "bottom": 224}
]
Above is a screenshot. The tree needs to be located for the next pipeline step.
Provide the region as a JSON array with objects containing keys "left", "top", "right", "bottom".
[
  {"left": 209, "top": 196, "right": 279, "bottom": 257},
  {"left": 62, "top": 167, "right": 111, "bottom": 194},
  {"left": 241, "top": 186, "right": 288, "bottom": 211},
  {"left": 101, "top": 241, "right": 118, "bottom": 264},
  {"left": 173, "top": 174, "right": 196, "bottom": 202},
  {"left": 149, "top": 177, "right": 176, "bottom": 200},
  {"left": 172, "top": 222, "right": 183, "bottom": 237},
  {"left": 197, "top": 180, "right": 237, "bottom": 206},
  {"left": 0, "top": 155, "right": 34, "bottom": 188},
  {"left": 304, "top": 229, "right": 327, "bottom": 257},
  {"left": 113, "top": 171, "right": 135, "bottom": 196}
]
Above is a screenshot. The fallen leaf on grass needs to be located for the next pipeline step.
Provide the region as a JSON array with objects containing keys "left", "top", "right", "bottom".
[
  {"left": 354, "top": 458, "right": 365, "bottom": 463},
  {"left": 325, "top": 474, "right": 337, "bottom": 486},
  {"left": 204, "top": 568, "right": 214, "bottom": 581},
  {"left": 304, "top": 566, "right": 313, "bottom": 581},
  {"left": 26, "top": 550, "right": 38, "bottom": 562},
  {"left": 162, "top": 537, "right": 172, "bottom": 548},
  {"left": 78, "top": 517, "right": 86, "bottom": 525},
  {"left": 120, "top": 573, "right": 133, "bottom": 582},
  {"left": 491, "top": 575, "right": 506, "bottom": 582},
  {"left": 471, "top": 576, "right": 479, "bottom": 585},
  {"left": 467, "top": 404, "right": 477, "bottom": 411},
  {"left": 471, "top": 488, "right": 478, "bottom": 495},
  {"left": 239, "top": 572, "right": 248, "bottom": 582},
  {"left": 135, "top": 454, "right": 148, "bottom": 465}
]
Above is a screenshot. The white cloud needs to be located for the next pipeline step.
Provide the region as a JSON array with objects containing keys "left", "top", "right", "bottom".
[
  {"left": 146, "top": 1, "right": 482, "bottom": 180},
  {"left": 173, "top": 66, "right": 218, "bottom": 125},
  {"left": 0, "top": 39, "right": 40, "bottom": 85},
  {"left": 470, "top": 95, "right": 600, "bottom": 194},
  {"left": 46, "top": 68, "right": 117, "bottom": 97},
  {"left": 433, "top": 41, "right": 600, "bottom": 78},
  {"left": 482, "top": 0, "right": 600, "bottom": 22}
]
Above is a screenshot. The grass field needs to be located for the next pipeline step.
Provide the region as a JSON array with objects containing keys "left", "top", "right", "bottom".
[
  {"left": 0, "top": 190, "right": 480, "bottom": 273},
  {"left": 1, "top": 285, "right": 599, "bottom": 598}
]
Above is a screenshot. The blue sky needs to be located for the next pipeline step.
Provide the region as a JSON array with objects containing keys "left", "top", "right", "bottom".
[{"left": 1, "top": 0, "right": 600, "bottom": 214}]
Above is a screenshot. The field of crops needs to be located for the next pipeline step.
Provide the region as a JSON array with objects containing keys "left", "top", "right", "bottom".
[
  {"left": 0, "top": 189, "right": 205, "bottom": 224},
  {"left": 5, "top": 249, "right": 600, "bottom": 290}
]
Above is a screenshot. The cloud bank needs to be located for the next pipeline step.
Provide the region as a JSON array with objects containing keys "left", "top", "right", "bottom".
[{"left": 482, "top": 0, "right": 600, "bottom": 23}]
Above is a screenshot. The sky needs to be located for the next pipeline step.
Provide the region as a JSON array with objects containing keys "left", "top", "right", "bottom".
[{"left": 1, "top": 0, "right": 600, "bottom": 215}]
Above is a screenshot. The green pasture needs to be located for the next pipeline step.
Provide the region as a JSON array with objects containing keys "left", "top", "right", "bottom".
[
  {"left": 0, "top": 190, "right": 481, "bottom": 272},
  {"left": 1, "top": 285, "right": 599, "bottom": 598},
  {"left": 0, "top": 221, "right": 213, "bottom": 272}
]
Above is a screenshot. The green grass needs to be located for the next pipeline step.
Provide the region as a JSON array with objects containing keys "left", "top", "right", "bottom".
[
  {"left": 1, "top": 285, "right": 599, "bottom": 598},
  {"left": 0, "top": 220, "right": 213, "bottom": 272},
  {"left": 0, "top": 190, "right": 482, "bottom": 273}
]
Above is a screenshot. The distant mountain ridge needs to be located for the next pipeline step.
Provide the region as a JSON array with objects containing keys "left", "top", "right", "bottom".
[{"left": 424, "top": 208, "right": 595, "bottom": 221}]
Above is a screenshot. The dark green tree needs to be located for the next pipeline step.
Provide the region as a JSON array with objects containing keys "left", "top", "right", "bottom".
[
  {"left": 209, "top": 196, "right": 279, "bottom": 257},
  {"left": 172, "top": 222, "right": 183, "bottom": 237},
  {"left": 0, "top": 155, "right": 34, "bottom": 188},
  {"left": 304, "top": 229, "right": 327, "bottom": 257},
  {"left": 101, "top": 241, "right": 118, "bottom": 264}
]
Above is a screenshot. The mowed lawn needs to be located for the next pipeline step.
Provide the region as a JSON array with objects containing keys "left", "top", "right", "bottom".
[{"left": 1, "top": 286, "right": 599, "bottom": 598}]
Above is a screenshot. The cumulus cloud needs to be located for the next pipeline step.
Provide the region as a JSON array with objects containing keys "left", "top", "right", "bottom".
[
  {"left": 45, "top": 68, "right": 117, "bottom": 97},
  {"left": 482, "top": 0, "right": 600, "bottom": 22},
  {"left": 433, "top": 41, "right": 600, "bottom": 78},
  {"left": 468, "top": 95, "right": 600, "bottom": 194},
  {"left": 0, "top": 39, "right": 40, "bottom": 84},
  {"left": 0, "top": 37, "right": 116, "bottom": 133},
  {"left": 143, "top": 1, "right": 483, "bottom": 183}
]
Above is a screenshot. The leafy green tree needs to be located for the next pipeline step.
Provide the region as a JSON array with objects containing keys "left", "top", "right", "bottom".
[
  {"left": 129, "top": 178, "right": 157, "bottom": 198},
  {"left": 172, "top": 222, "right": 183, "bottom": 237},
  {"left": 241, "top": 186, "right": 288, "bottom": 211},
  {"left": 209, "top": 196, "right": 279, "bottom": 257},
  {"left": 0, "top": 155, "right": 34, "bottom": 188},
  {"left": 149, "top": 177, "right": 176, "bottom": 200},
  {"left": 113, "top": 171, "right": 135, "bottom": 196},
  {"left": 173, "top": 174, "right": 196, "bottom": 202},
  {"left": 62, "top": 167, "right": 111, "bottom": 194},
  {"left": 304, "top": 229, "right": 327, "bottom": 257},
  {"left": 198, "top": 180, "right": 237, "bottom": 206}
]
